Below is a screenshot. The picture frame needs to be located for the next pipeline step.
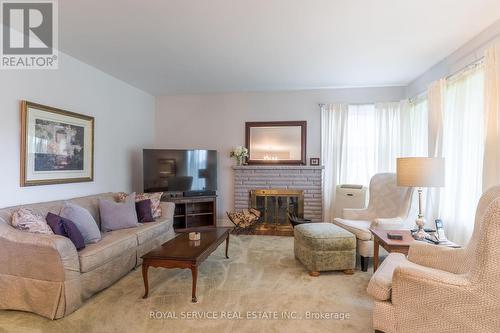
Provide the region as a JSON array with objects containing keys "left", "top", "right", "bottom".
[
  {"left": 310, "top": 157, "right": 320, "bottom": 166},
  {"left": 20, "top": 101, "right": 94, "bottom": 186},
  {"left": 245, "top": 121, "right": 307, "bottom": 165}
]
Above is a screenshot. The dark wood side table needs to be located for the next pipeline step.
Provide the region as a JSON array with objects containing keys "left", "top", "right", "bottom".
[
  {"left": 370, "top": 229, "right": 415, "bottom": 272},
  {"left": 141, "top": 227, "right": 231, "bottom": 302}
]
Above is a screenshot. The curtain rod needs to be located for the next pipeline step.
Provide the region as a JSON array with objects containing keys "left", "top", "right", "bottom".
[
  {"left": 408, "top": 56, "right": 485, "bottom": 101},
  {"left": 318, "top": 101, "right": 400, "bottom": 107},
  {"left": 446, "top": 57, "right": 484, "bottom": 82}
]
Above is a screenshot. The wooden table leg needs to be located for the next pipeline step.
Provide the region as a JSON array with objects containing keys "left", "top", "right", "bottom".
[
  {"left": 190, "top": 265, "right": 198, "bottom": 303},
  {"left": 225, "top": 233, "right": 230, "bottom": 259},
  {"left": 373, "top": 238, "right": 379, "bottom": 272},
  {"left": 142, "top": 262, "right": 149, "bottom": 299}
]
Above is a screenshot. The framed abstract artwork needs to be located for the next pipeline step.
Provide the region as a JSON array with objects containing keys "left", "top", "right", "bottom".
[{"left": 20, "top": 101, "right": 94, "bottom": 186}]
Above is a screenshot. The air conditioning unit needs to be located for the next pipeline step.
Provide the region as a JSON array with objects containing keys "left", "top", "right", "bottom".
[{"left": 334, "top": 184, "right": 368, "bottom": 218}]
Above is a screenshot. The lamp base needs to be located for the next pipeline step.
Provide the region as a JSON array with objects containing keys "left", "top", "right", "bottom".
[{"left": 412, "top": 217, "right": 429, "bottom": 240}]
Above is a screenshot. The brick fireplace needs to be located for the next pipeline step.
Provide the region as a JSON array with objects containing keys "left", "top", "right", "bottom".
[{"left": 232, "top": 165, "right": 323, "bottom": 229}]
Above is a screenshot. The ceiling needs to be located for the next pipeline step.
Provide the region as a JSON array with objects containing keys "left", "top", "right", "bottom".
[{"left": 58, "top": 0, "right": 500, "bottom": 95}]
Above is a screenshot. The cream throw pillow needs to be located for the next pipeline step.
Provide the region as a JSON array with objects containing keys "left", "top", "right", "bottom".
[{"left": 11, "top": 208, "right": 54, "bottom": 234}]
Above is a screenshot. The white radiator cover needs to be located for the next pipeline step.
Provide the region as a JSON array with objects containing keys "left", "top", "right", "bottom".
[{"left": 334, "top": 184, "right": 367, "bottom": 218}]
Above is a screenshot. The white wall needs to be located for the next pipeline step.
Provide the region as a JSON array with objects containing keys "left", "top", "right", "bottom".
[
  {"left": 155, "top": 87, "right": 405, "bottom": 221},
  {"left": 406, "top": 19, "right": 500, "bottom": 97},
  {"left": 0, "top": 52, "right": 155, "bottom": 207}
]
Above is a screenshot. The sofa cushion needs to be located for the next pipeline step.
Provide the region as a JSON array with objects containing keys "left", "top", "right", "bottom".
[
  {"left": 332, "top": 218, "right": 373, "bottom": 241},
  {"left": 367, "top": 252, "right": 409, "bottom": 301},
  {"left": 294, "top": 223, "right": 356, "bottom": 251},
  {"left": 78, "top": 229, "right": 138, "bottom": 273},
  {"left": 133, "top": 221, "right": 169, "bottom": 245}
]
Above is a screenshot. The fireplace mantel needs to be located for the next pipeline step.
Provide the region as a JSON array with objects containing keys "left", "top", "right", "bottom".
[{"left": 232, "top": 164, "right": 324, "bottom": 222}]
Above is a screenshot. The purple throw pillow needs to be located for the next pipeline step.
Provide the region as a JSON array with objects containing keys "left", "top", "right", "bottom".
[
  {"left": 46, "top": 212, "right": 66, "bottom": 235},
  {"left": 136, "top": 199, "right": 154, "bottom": 222},
  {"left": 62, "top": 219, "right": 86, "bottom": 251},
  {"left": 46, "top": 212, "right": 86, "bottom": 251}
]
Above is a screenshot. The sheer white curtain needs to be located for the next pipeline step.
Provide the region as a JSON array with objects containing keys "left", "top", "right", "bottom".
[
  {"left": 425, "top": 80, "right": 446, "bottom": 222},
  {"left": 375, "top": 102, "right": 401, "bottom": 172},
  {"left": 427, "top": 80, "right": 446, "bottom": 158},
  {"left": 483, "top": 44, "right": 500, "bottom": 191},
  {"left": 439, "top": 68, "right": 485, "bottom": 244},
  {"left": 400, "top": 99, "right": 428, "bottom": 157},
  {"left": 321, "top": 104, "right": 348, "bottom": 222}
]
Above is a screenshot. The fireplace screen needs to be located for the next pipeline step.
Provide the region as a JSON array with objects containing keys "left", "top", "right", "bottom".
[{"left": 250, "top": 189, "right": 304, "bottom": 230}]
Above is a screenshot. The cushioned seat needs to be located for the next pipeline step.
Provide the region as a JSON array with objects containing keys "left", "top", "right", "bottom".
[
  {"left": 367, "top": 252, "right": 409, "bottom": 301},
  {"left": 295, "top": 223, "right": 356, "bottom": 250},
  {"left": 133, "top": 221, "right": 169, "bottom": 245},
  {"left": 332, "top": 218, "right": 373, "bottom": 241},
  {"left": 294, "top": 223, "right": 356, "bottom": 275},
  {"left": 78, "top": 229, "right": 138, "bottom": 273}
]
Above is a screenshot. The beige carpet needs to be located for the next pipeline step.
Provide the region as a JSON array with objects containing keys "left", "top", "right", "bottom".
[{"left": 0, "top": 235, "right": 374, "bottom": 333}]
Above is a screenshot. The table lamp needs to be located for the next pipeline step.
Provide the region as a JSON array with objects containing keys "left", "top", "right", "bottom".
[{"left": 397, "top": 157, "right": 445, "bottom": 240}]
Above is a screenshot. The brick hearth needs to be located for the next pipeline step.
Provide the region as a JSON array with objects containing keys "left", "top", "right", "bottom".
[{"left": 232, "top": 165, "right": 324, "bottom": 221}]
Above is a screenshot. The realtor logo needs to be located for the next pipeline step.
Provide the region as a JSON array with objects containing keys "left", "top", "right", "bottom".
[{"left": 1, "top": 0, "right": 58, "bottom": 69}]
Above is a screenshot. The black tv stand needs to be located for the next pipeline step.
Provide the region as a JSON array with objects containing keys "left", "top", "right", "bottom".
[
  {"left": 183, "top": 190, "right": 217, "bottom": 197},
  {"left": 162, "top": 195, "right": 217, "bottom": 231}
]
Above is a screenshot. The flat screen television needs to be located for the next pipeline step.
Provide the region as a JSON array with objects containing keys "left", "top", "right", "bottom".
[{"left": 143, "top": 149, "right": 218, "bottom": 196}]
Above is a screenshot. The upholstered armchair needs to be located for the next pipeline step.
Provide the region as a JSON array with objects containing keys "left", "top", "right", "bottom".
[
  {"left": 367, "top": 186, "right": 500, "bottom": 333},
  {"left": 333, "top": 173, "right": 413, "bottom": 271}
]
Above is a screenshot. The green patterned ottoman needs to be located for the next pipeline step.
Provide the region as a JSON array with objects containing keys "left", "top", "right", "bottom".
[{"left": 294, "top": 223, "right": 356, "bottom": 276}]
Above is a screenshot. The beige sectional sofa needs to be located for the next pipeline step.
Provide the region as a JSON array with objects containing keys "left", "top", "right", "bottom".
[{"left": 0, "top": 193, "right": 175, "bottom": 319}]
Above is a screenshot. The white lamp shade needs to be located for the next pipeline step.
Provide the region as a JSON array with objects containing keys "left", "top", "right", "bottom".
[{"left": 397, "top": 157, "right": 445, "bottom": 187}]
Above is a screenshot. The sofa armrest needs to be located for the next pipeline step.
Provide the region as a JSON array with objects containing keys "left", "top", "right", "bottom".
[
  {"left": 393, "top": 264, "right": 469, "bottom": 288},
  {"left": 159, "top": 201, "right": 175, "bottom": 220},
  {"left": 407, "top": 241, "right": 468, "bottom": 274},
  {"left": 371, "top": 217, "right": 404, "bottom": 228},
  {"left": 0, "top": 223, "right": 80, "bottom": 281},
  {"left": 342, "top": 207, "right": 376, "bottom": 220}
]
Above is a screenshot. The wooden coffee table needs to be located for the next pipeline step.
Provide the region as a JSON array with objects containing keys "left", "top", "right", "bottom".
[{"left": 141, "top": 227, "right": 231, "bottom": 302}]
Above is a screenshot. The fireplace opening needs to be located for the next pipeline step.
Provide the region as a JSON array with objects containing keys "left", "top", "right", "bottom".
[{"left": 250, "top": 189, "right": 304, "bottom": 230}]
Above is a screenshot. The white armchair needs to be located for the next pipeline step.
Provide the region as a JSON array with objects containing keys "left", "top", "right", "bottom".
[
  {"left": 333, "top": 173, "right": 413, "bottom": 271},
  {"left": 367, "top": 186, "right": 500, "bottom": 333}
]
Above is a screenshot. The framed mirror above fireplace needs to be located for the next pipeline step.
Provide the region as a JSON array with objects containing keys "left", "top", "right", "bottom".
[{"left": 245, "top": 121, "right": 307, "bottom": 165}]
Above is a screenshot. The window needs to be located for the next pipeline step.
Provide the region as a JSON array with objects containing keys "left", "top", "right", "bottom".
[
  {"left": 338, "top": 102, "right": 428, "bottom": 186},
  {"left": 340, "top": 104, "right": 377, "bottom": 185},
  {"left": 321, "top": 100, "right": 429, "bottom": 221}
]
